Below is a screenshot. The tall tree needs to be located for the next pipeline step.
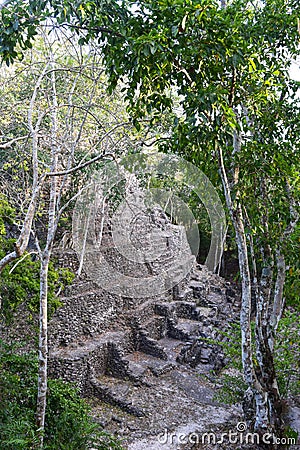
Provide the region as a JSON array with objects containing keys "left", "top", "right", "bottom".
[
  {"left": 106, "top": 2, "right": 300, "bottom": 437},
  {"left": 0, "top": 28, "right": 133, "bottom": 445},
  {"left": 1, "top": 0, "right": 300, "bottom": 441}
]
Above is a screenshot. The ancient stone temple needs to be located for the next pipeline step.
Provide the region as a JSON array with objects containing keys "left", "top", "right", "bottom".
[{"left": 46, "top": 179, "right": 242, "bottom": 449}]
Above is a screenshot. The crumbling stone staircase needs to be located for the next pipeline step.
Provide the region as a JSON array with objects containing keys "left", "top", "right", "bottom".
[{"left": 48, "top": 259, "right": 241, "bottom": 447}]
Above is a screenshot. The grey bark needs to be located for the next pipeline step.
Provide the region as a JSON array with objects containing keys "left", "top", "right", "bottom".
[
  {"left": 36, "top": 253, "right": 50, "bottom": 444},
  {"left": 36, "top": 56, "right": 59, "bottom": 448},
  {"left": 217, "top": 133, "right": 283, "bottom": 435}
]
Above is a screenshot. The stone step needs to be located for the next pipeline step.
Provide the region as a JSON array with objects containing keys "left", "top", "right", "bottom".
[
  {"left": 63, "top": 280, "right": 101, "bottom": 297},
  {"left": 91, "top": 376, "right": 146, "bottom": 417},
  {"left": 194, "top": 306, "right": 217, "bottom": 320},
  {"left": 48, "top": 331, "right": 133, "bottom": 390},
  {"left": 154, "top": 301, "right": 177, "bottom": 319},
  {"left": 49, "top": 291, "right": 123, "bottom": 348},
  {"left": 173, "top": 286, "right": 194, "bottom": 302},
  {"left": 155, "top": 300, "right": 199, "bottom": 320},
  {"left": 188, "top": 279, "right": 209, "bottom": 303},
  {"left": 124, "top": 299, "right": 157, "bottom": 326},
  {"left": 140, "top": 315, "right": 168, "bottom": 340},
  {"left": 50, "top": 330, "right": 130, "bottom": 359},
  {"left": 88, "top": 330, "right": 216, "bottom": 417},
  {"left": 167, "top": 318, "right": 201, "bottom": 342},
  {"left": 172, "top": 301, "right": 198, "bottom": 319},
  {"left": 135, "top": 329, "right": 168, "bottom": 361},
  {"left": 89, "top": 359, "right": 234, "bottom": 449},
  {"left": 157, "top": 337, "right": 186, "bottom": 363},
  {"left": 123, "top": 351, "right": 176, "bottom": 378},
  {"left": 175, "top": 318, "right": 203, "bottom": 336}
]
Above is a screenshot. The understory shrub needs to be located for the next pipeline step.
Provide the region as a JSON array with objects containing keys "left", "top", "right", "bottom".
[{"left": 0, "top": 340, "right": 123, "bottom": 450}]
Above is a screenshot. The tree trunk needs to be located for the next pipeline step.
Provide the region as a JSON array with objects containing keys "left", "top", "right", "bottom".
[
  {"left": 36, "top": 55, "right": 59, "bottom": 448},
  {"left": 36, "top": 253, "right": 50, "bottom": 448},
  {"left": 217, "top": 143, "right": 257, "bottom": 385},
  {"left": 216, "top": 140, "right": 284, "bottom": 439},
  {"left": 0, "top": 64, "right": 49, "bottom": 274}
]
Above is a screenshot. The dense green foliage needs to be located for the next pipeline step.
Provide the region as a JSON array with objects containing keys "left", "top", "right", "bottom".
[
  {"left": 284, "top": 224, "right": 300, "bottom": 308},
  {"left": 0, "top": 340, "right": 123, "bottom": 450},
  {"left": 0, "top": 242, "right": 75, "bottom": 322},
  {"left": 213, "top": 312, "right": 300, "bottom": 404},
  {"left": 0, "top": 195, "right": 15, "bottom": 235},
  {"left": 0, "top": 195, "right": 75, "bottom": 321},
  {"left": 0, "top": 196, "right": 75, "bottom": 322}
]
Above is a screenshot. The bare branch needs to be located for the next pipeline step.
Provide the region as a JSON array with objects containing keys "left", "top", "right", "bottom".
[
  {"left": 45, "top": 122, "right": 130, "bottom": 177},
  {"left": 57, "top": 181, "right": 92, "bottom": 218},
  {"left": 0, "top": 135, "right": 29, "bottom": 149},
  {"left": 0, "top": 174, "right": 45, "bottom": 272},
  {"left": 9, "top": 251, "right": 38, "bottom": 274},
  {"left": 46, "top": 152, "right": 115, "bottom": 177}
]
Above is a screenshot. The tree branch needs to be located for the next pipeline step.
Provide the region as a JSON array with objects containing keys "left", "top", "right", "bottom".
[
  {"left": 46, "top": 152, "right": 114, "bottom": 177},
  {"left": 45, "top": 122, "right": 129, "bottom": 177},
  {"left": 0, "top": 135, "right": 29, "bottom": 149}
]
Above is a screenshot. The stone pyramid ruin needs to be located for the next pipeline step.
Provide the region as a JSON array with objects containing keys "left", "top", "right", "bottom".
[{"left": 47, "top": 175, "right": 242, "bottom": 449}]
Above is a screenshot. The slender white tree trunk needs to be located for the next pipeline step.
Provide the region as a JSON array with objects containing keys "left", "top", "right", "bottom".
[
  {"left": 217, "top": 140, "right": 280, "bottom": 434},
  {"left": 36, "top": 253, "right": 50, "bottom": 447},
  {"left": 36, "top": 54, "right": 59, "bottom": 448},
  {"left": 271, "top": 252, "right": 286, "bottom": 335},
  {"left": 0, "top": 64, "right": 49, "bottom": 274}
]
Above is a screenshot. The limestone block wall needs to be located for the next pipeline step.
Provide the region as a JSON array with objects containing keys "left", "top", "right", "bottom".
[
  {"left": 48, "top": 289, "right": 121, "bottom": 348},
  {"left": 48, "top": 206, "right": 194, "bottom": 350},
  {"left": 49, "top": 331, "right": 133, "bottom": 390}
]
